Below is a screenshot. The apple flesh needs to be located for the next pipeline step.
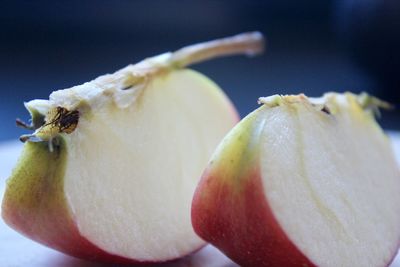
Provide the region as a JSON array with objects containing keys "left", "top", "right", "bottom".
[
  {"left": 1, "top": 32, "right": 264, "bottom": 264},
  {"left": 192, "top": 93, "right": 400, "bottom": 267}
]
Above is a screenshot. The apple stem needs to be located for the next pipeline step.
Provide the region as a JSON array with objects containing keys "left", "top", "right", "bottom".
[{"left": 168, "top": 32, "right": 265, "bottom": 69}]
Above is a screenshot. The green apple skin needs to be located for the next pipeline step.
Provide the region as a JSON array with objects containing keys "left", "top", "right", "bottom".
[
  {"left": 1, "top": 139, "right": 153, "bottom": 264},
  {"left": 191, "top": 107, "right": 315, "bottom": 267}
]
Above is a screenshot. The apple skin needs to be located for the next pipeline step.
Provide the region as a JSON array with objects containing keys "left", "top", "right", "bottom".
[
  {"left": 191, "top": 107, "right": 316, "bottom": 267},
  {"left": 1, "top": 139, "right": 186, "bottom": 265}
]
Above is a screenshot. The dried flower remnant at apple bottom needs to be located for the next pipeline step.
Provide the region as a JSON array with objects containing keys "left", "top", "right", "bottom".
[{"left": 18, "top": 107, "right": 79, "bottom": 151}]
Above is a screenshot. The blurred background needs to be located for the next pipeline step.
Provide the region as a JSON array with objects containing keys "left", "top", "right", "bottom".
[{"left": 1, "top": 0, "right": 399, "bottom": 141}]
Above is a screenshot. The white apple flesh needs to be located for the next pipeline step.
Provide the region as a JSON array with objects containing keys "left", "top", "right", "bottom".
[
  {"left": 2, "top": 32, "right": 264, "bottom": 264},
  {"left": 192, "top": 93, "right": 400, "bottom": 267}
]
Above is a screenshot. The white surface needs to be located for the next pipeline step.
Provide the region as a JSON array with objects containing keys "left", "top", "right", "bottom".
[{"left": 0, "top": 132, "right": 400, "bottom": 267}]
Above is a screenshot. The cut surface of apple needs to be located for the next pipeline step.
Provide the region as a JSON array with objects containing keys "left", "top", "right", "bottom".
[
  {"left": 192, "top": 93, "right": 400, "bottom": 267},
  {"left": 1, "top": 32, "right": 264, "bottom": 263}
]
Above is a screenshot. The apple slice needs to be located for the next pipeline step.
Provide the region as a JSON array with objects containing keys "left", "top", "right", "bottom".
[
  {"left": 1, "top": 32, "right": 264, "bottom": 264},
  {"left": 192, "top": 93, "right": 400, "bottom": 267}
]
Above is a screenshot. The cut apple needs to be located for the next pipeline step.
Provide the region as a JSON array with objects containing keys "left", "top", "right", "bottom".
[
  {"left": 1, "top": 32, "right": 264, "bottom": 264},
  {"left": 192, "top": 93, "right": 400, "bottom": 267}
]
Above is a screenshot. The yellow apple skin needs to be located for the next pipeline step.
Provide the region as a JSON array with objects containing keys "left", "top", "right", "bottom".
[
  {"left": 1, "top": 139, "right": 160, "bottom": 264},
  {"left": 191, "top": 107, "right": 316, "bottom": 267}
]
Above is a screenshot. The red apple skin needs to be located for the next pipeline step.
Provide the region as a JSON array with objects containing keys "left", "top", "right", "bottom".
[
  {"left": 1, "top": 139, "right": 188, "bottom": 265},
  {"left": 191, "top": 107, "right": 316, "bottom": 267}
]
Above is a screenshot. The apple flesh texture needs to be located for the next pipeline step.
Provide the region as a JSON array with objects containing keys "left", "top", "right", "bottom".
[
  {"left": 2, "top": 69, "right": 238, "bottom": 264},
  {"left": 192, "top": 94, "right": 400, "bottom": 267}
]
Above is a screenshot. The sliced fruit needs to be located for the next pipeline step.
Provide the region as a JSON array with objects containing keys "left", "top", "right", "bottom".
[
  {"left": 1, "top": 32, "right": 264, "bottom": 264},
  {"left": 192, "top": 92, "right": 400, "bottom": 267}
]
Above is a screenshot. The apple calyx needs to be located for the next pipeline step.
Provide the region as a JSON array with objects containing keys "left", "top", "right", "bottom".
[{"left": 19, "top": 106, "right": 79, "bottom": 152}]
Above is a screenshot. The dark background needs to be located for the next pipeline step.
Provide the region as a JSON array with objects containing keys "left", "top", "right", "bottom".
[{"left": 1, "top": 0, "right": 399, "bottom": 141}]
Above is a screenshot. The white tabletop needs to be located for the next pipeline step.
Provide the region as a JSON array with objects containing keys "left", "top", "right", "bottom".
[{"left": 1, "top": 132, "right": 400, "bottom": 267}]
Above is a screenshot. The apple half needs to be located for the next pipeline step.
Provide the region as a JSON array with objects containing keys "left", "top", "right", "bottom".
[
  {"left": 1, "top": 32, "right": 264, "bottom": 264},
  {"left": 192, "top": 93, "right": 400, "bottom": 267}
]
